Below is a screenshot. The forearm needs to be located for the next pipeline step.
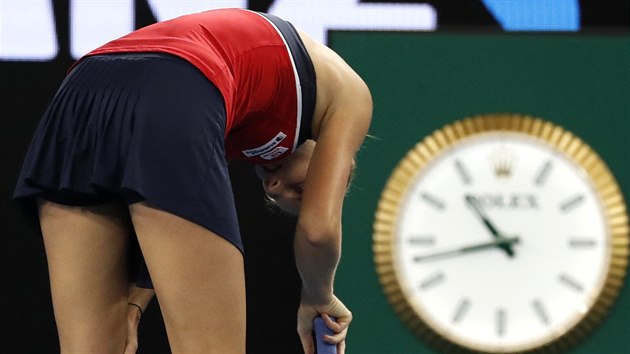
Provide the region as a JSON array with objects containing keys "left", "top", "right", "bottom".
[{"left": 294, "top": 223, "right": 341, "bottom": 303}]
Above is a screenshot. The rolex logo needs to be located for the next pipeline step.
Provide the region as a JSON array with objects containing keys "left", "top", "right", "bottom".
[{"left": 490, "top": 148, "right": 516, "bottom": 178}]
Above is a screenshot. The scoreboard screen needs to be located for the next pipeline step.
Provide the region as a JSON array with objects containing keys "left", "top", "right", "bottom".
[{"left": 1, "top": 0, "right": 628, "bottom": 61}]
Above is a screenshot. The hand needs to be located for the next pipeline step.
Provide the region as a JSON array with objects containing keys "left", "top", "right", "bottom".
[
  {"left": 122, "top": 285, "right": 154, "bottom": 353},
  {"left": 122, "top": 303, "right": 142, "bottom": 354},
  {"left": 465, "top": 195, "right": 515, "bottom": 257},
  {"left": 414, "top": 236, "right": 520, "bottom": 262},
  {"left": 297, "top": 293, "right": 352, "bottom": 354}
]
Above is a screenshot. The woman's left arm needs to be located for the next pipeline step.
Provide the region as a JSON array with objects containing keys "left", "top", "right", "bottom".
[
  {"left": 294, "top": 42, "right": 372, "bottom": 353},
  {"left": 296, "top": 54, "right": 372, "bottom": 290}
]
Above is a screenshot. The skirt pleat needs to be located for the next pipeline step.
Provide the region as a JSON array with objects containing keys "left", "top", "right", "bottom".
[{"left": 14, "top": 53, "right": 242, "bottom": 252}]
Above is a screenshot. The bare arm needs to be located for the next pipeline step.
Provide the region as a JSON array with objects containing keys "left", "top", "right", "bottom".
[
  {"left": 294, "top": 34, "right": 373, "bottom": 354},
  {"left": 128, "top": 284, "right": 155, "bottom": 315},
  {"left": 123, "top": 285, "right": 155, "bottom": 354},
  {"left": 294, "top": 87, "right": 372, "bottom": 302},
  {"left": 295, "top": 29, "right": 372, "bottom": 303}
]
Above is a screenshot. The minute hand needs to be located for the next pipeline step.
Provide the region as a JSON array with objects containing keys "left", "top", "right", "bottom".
[
  {"left": 414, "top": 236, "right": 521, "bottom": 263},
  {"left": 465, "top": 195, "right": 515, "bottom": 257}
]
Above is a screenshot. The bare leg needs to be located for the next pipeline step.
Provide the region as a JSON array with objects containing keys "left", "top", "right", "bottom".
[
  {"left": 129, "top": 202, "right": 246, "bottom": 354},
  {"left": 39, "top": 200, "right": 131, "bottom": 354}
]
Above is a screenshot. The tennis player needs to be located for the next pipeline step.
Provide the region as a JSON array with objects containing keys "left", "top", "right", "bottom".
[{"left": 14, "top": 8, "right": 371, "bottom": 354}]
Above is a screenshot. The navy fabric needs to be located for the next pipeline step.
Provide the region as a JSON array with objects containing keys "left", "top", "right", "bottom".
[
  {"left": 259, "top": 12, "right": 317, "bottom": 147},
  {"left": 14, "top": 53, "right": 242, "bottom": 286}
]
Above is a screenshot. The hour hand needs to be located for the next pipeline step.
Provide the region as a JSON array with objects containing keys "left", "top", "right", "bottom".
[{"left": 465, "top": 195, "right": 515, "bottom": 257}]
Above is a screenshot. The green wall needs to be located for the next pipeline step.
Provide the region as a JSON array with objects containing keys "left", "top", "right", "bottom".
[{"left": 330, "top": 32, "right": 630, "bottom": 353}]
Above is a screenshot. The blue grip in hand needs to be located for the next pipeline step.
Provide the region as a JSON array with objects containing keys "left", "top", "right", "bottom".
[{"left": 314, "top": 316, "right": 337, "bottom": 354}]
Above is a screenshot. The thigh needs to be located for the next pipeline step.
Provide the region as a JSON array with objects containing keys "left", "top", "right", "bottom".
[
  {"left": 129, "top": 202, "right": 246, "bottom": 354},
  {"left": 38, "top": 199, "right": 132, "bottom": 354}
]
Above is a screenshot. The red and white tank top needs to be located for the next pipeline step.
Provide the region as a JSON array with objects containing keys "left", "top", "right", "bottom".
[{"left": 84, "top": 8, "right": 316, "bottom": 163}]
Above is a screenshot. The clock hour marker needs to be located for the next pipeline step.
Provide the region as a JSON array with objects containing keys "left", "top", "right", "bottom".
[
  {"left": 569, "top": 237, "right": 597, "bottom": 248},
  {"left": 532, "top": 299, "right": 550, "bottom": 325},
  {"left": 559, "top": 273, "right": 584, "bottom": 292},
  {"left": 407, "top": 235, "right": 435, "bottom": 246},
  {"left": 559, "top": 194, "right": 584, "bottom": 212},
  {"left": 454, "top": 159, "right": 472, "bottom": 185},
  {"left": 419, "top": 271, "right": 445, "bottom": 290},
  {"left": 496, "top": 308, "right": 506, "bottom": 337},
  {"left": 452, "top": 298, "right": 470, "bottom": 324},
  {"left": 421, "top": 192, "right": 446, "bottom": 210},
  {"left": 534, "top": 160, "right": 553, "bottom": 186}
]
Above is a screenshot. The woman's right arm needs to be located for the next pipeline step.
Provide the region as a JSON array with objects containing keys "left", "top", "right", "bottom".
[{"left": 123, "top": 285, "right": 155, "bottom": 354}]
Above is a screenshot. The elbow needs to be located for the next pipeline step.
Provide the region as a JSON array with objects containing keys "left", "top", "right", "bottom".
[{"left": 296, "top": 217, "right": 341, "bottom": 247}]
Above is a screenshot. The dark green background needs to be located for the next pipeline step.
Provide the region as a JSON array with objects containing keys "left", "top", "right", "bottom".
[
  {"left": 330, "top": 32, "right": 630, "bottom": 353},
  {"left": 1, "top": 1, "right": 628, "bottom": 351}
]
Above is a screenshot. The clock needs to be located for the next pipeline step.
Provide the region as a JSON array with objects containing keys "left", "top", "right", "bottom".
[{"left": 373, "top": 114, "right": 629, "bottom": 353}]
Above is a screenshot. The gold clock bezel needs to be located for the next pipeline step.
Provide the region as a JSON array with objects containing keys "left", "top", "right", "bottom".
[{"left": 372, "top": 114, "right": 629, "bottom": 353}]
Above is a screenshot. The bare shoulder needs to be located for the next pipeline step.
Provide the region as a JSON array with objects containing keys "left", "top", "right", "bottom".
[
  {"left": 298, "top": 30, "right": 372, "bottom": 139},
  {"left": 294, "top": 30, "right": 373, "bottom": 228}
]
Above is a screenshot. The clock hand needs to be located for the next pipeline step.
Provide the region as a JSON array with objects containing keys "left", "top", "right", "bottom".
[
  {"left": 465, "top": 195, "right": 516, "bottom": 257},
  {"left": 414, "top": 236, "right": 520, "bottom": 263}
]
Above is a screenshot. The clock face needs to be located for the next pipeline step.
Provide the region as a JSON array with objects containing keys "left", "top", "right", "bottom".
[
  {"left": 374, "top": 115, "right": 629, "bottom": 353},
  {"left": 398, "top": 133, "right": 608, "bottom": 351}
]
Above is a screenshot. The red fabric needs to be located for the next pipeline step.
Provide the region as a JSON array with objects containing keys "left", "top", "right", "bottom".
[{"left": 84, "top": 9, "right": 300, "bottom": 163}]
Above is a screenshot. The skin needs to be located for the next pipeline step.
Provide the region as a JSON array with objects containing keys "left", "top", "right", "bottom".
[
  {"left": 39, "top": 21, "right": 371, "bottom": 354},
  {"left": 254, "top": 140, "right": 314, "bottom": 215},
  {"left": 269, "top": 30, "right": 372, "bottom": 354},
  {"left": 40, "top": 199, "right": 246, "bottom": 354}
]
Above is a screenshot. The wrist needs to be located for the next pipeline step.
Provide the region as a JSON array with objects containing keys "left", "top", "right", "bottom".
[
  {"left": 301, "top": 287, "right": 334, "bottom": 306},
  {"left": 128, "top": 302, "right": 143, "bottom": 322}
]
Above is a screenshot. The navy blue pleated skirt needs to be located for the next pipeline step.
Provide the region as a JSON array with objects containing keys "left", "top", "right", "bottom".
[{"left": 14, "top": 53, "right": 242, "bottom": 286}]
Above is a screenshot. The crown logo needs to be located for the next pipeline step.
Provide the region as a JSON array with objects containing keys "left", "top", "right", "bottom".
[{"left": 490, "top": 148, "right": 516, "bottom": 178}]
